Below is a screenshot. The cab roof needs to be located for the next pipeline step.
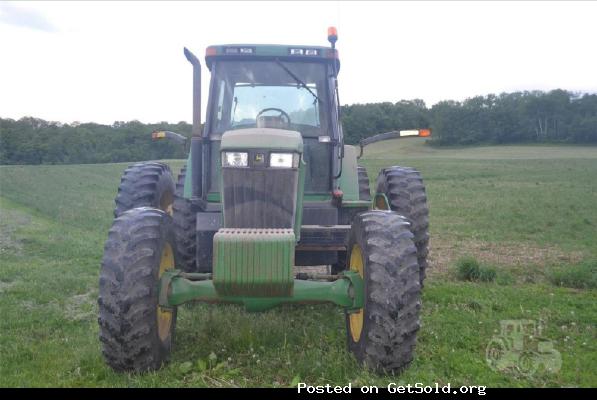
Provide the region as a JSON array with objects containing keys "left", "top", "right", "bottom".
[{"left": 205, "top": 44, "right": 339, "bottom": 71}]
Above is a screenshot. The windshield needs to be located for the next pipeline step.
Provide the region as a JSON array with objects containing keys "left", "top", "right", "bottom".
[{"left": 209, "top": 61, "right": 330, "bottom": 137}]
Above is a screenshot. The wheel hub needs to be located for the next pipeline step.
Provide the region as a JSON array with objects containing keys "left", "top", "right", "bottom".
[
  {"left": 157, "top": 243, "right": 174, "bottom": 341},
  {"left": 349, "top": 244, "right": 364, "bottom": 342}
]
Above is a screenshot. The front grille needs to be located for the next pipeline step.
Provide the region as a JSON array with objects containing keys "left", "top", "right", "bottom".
[{"left": 222, "top": 167, "right": 298, "bottom": 228}]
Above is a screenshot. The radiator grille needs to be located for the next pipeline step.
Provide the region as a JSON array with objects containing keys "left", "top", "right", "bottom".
[{"left": 222, "top": 168, "right": 298, "bottom": 229}]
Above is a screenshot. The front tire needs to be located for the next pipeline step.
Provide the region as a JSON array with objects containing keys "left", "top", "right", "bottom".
[
  {"left": 346, "top": 211, "right": 421, "bottom": 373},
  {"left": 98, "top": 207, "right": 178, "bottom": 372}
]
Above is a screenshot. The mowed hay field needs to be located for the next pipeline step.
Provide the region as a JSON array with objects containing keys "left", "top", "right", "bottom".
[{"left": 1, "top": 139, "right": 596, "bottom": 387}]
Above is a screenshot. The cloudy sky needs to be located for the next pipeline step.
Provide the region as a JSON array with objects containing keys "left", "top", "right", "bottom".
[{"left": 1, "top": 1, "right": 596, "bottom": 124}]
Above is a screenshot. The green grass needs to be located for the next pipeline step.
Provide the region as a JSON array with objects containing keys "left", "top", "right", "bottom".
[
  {"left": 1, "top": 142, "right": 596, "bottom": 387},
  {"left": 454, "top": 257, "right": 497, "bottom": 282},
  {"left": 547, "top": 260, "right": 597, "bottom": 289}
]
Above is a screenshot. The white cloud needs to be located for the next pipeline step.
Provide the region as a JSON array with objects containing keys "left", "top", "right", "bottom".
[
  {"left": 0, "top": 1, "right": 595, "bottom": 124},
  {"left": 0, "top": 1, "right": 57, "bottom": 32}
]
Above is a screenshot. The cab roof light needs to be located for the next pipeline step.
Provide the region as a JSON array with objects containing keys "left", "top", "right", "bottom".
[
  {"left": 288, "top": 49, "right": 319, "bottom": 56},
  {"left": 209, "top": 46, "right": 255, "bottom": 56},
  {"left": 289, "top": 48, "right": 320, "bottom": 56},
  {"left": 327, "top": 26, "right": 338, "bottom": 45}
]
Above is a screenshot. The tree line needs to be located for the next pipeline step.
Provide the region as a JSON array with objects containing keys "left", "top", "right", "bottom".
[
  {"left": 1, "top": 89, "right": 595, "bottom": 165},
  {"left": 342, "top": 89, "right": 597, "bottom": 145},
  {"left": 0, "top": 119, "right": 191, "bottom": 165}
]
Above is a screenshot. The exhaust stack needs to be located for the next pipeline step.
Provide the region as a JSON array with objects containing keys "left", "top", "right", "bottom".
[
  {"left": 184, "top": 47, "right": 203, "bottom": 197},
  {"left": 184, "top": 47, "right": 202, "bottom": 137}
]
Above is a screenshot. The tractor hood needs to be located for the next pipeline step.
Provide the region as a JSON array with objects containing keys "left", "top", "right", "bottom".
[{"left": 220, "top": 128, "right": 303, "bottom": 153}]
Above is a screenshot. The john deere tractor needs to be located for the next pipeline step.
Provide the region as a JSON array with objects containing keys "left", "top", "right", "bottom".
[{"left": 98, "top": 28, "right": 430, "bottom": 374}]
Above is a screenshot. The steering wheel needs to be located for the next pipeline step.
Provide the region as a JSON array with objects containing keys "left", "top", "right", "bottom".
[{"left": 256, "top": 108, "right": 291, "bottom": 125}]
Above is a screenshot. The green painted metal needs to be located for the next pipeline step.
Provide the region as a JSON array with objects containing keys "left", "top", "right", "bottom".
[
  {"left": 220, "top": 129, "right": 304, "bottom": 153},
  {"left": 183, "top": 155, "right": 193, "bottom": 199},
  {"left": 210, "top": 140, "right": 222, "bottom": 197},
  {"left": 213, "top": 229, "right": 295, "bottom": 297},
  {"left": 341, "top": 200, "right": 371, "bottom": 208},
  {"left": 338, "top": 145, "right": 359, "bottom": 201},
  {"left": 343, "top": 270, "right": 364, "bottom": 312},
  {"left": 161, "top": 271, "right": 365, "bottom": 312},
  {"left": 206, "top": 192, "right": 221, "bottom": 202},
  {"left": 303, "top": 193, "right": 332, "bottom": 201},
  {"left": 294, "top": 157, "right": 305, "bottom": 240}
]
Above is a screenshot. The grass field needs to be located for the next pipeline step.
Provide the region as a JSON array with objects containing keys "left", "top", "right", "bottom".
[{"left": 1, "top": 139, "right": 596, "bottom": 387}]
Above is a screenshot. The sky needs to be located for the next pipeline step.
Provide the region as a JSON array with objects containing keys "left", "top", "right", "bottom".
[{"left": 1, "top": 1, "right": 596, "bottom": 125}]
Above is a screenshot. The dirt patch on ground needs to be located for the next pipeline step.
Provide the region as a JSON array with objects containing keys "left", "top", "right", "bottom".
[
  {"left": 64, "top": 292, "right": 97, "bottom": 322},
  {"left": 427, "top": 236, "right": 585, "bottom": 277},
  {"left": 20, "top": 300, "right": 41, "bottom": 311},
  {"left": 0, "top": 280, "right": 18, "bottom": 293},
  {"left": 292, "top": 239, "right": 583, "bottom": 279},
  {"left": 0, "top": 208, "right": 31, "bottom": 256}
]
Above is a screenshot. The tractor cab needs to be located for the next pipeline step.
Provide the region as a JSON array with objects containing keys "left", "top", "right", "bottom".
[{"left": 201, "top": 43, "right": 342, "bottom": 197}]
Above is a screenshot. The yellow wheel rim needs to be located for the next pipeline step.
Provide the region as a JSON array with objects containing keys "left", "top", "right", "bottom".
[
  {"left": 349, "top": 244, "right": 364, "bottom": 342},
  {"left": 157, "top": 242, "right": 174, "bottom": 342}
]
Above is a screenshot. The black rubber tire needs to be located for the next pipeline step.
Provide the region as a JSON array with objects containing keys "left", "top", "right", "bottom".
[
  {"left": 172, "top": 166, "right": 198, "bottom": 272},
  {"left": 113, "top": 162, "right": 175, "bottom": 218},
  {"left": 376, "top": 166, "right": 429, "bottom": 286},
  {"left": 98, "top": 207, "right": 177, "bottom": 372},
  {"left": 346, "top": 211, "right": 421, "bottom": 373},
  {"left": 358, "top": 166, "right": 371, "bottom": 201}
]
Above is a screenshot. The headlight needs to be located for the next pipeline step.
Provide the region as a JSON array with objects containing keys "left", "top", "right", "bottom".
[
  {"left": 222, "top": 152, "right": 248, "bottom": 167},
  {"left": 270, "top": 153, "right": 297, "bottom": 168}
]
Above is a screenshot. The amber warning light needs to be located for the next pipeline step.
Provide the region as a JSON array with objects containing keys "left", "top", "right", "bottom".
[
  {"left": 152, "top": 131, "right": 166, "bottom": 140},
  {"left": 328, "top": 26, "right": 338, "bottom": 45}
]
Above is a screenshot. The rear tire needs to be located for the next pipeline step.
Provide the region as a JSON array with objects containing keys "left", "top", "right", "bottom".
[
  {"left": 98, "top": 207, "right": 177, "bottom": 372},
  {"left": 345, "top": 211, "right": 421, "bottom": 373},
  {"left": 114, "top": 162, "right": 175, "bottom": 218},
  {"left": 172, "top": 166, "right": 198, "bottom": 272},
  {"left": 376, "top": 166, "right": 429, "bottom": 286}
]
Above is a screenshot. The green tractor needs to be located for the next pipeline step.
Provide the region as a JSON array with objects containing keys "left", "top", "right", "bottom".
[{"left": 98, "top": 28, "right": 430, "bottom": 374}]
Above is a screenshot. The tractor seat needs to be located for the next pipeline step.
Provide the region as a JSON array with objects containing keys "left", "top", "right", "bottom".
[{"left": 257, "top": 115, "right": 289, "bottom": 130}]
